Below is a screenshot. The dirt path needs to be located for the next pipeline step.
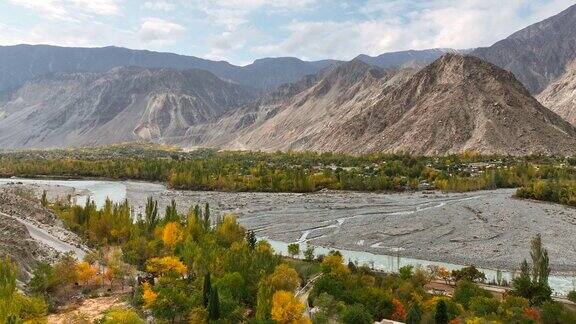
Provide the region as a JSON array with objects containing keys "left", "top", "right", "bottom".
[{"left": 47, "top": 295, "right": 128, "bottom": 324}]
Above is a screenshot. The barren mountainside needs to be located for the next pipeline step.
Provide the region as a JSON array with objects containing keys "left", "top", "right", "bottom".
[
  {"left": 321, "top": 54, "right": 576, "bottom": 155},
  {"left": 472, "top": 4, "right": 576, "bottom": 94},
  {"left": 537, "top": 60, "right": 576, "bottom": 126},
  {"left": 220, "top": 54, "right": 576, "bottom": 156},
  {"left": 0, "top": 67, "right": 255, "bottom": 148},
  {"left": 202, "top": 60, "right": 412, "bottom": 151}
]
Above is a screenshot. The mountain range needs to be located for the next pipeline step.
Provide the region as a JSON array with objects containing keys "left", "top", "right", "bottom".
[{"left": 1, "top": 4, "right": 576, "bottom": 155}]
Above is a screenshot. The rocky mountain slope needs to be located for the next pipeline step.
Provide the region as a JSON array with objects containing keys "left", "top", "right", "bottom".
[
  {"left": 0, "top": 67, "right": 255, "bottom": 148},
  {"left": 0, "top": 44, "right": 336, "bottom": 93},
  {"left": 472, "top": 4, "right": 576, "bottom": 94},
  {"left": 356, "top": 48, "right": 462, "bottom": 69},
  {"left": 192, "top": 60, "right": 416, "bottom": 151},
  {"left": 323, "top": 54, "right": 576, "bottom": 155},
  {"left": 537, "top": 60, "right": 576, "bottom": 126},
  {"left": 218, "top": 54, "right": 576, "bottom": 155}
]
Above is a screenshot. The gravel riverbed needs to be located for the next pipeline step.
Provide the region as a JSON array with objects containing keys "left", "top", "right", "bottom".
[{"left": 124, "top": 182, "right": 576, "bottom": 274}]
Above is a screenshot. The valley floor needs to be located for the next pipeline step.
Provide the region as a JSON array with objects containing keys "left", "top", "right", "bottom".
[{"left": 123, "top": 182, "right": 576, "bottom": 274}]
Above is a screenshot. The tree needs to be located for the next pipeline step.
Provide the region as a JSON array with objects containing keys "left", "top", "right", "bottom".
[
  {"left": 75, "top": 261, "right": 98, "bottom": 286},
  {"left": 144, "top": 197, "right": 158, "bottom": 234},
  {"left": 204, "top": 203, "right": 211, "bottom": 229},
  {"left": 271, "top": 290, "right": 308, "bottom": 324},
  {"left": 215, "top": 215, "right": 246, "bottom": 247},
  {"left": 287, "top": 243, "right": 300, "bottom": 258},
  {"left": 435, "top": 299, "right": 449, "bottom": 324},
  {"left": 304, "top": 245, "right": 315, "bottom": 261},
  {"left": 145, "top": 256, "right": 187, "bottom": 278},
  {"left": 161, "top": 222, "right": 182, "bottom": 248},
  {"left": 390, "top": 298, "right": 406, "bottom": 321},
  {"left": 41, "top": 190, "right": 49, "bottom": 207},
  {"left": 208, "top": 286, "right": 220, "bottom": 320},
  {"left": 203, "top": 272, "right": 211, "bottom": 308},
  {"left": 246, "top": 230, "right": 257, "bottom": 250},
  {"left": 268, "top": 264, "right": 300, "bottom": 292},
  {"left": 531, "top": 234, "right": 550, "bottom": 285},
  {"left": 141, "top": 282, "right": 157, "bottom": 308},
  {"left": 341, "top": 304, "right": 372, "bottom": 324},
  {"left": 0, "top": 258, "right": 19, "bottom": 323},
  {"left": 512, "top": 235, "right": 552, "bottom": 306},
  {"left": 451, "top": 265, "right": 486, "bottom": 283},
  {"left": 406, "top": 303, "right": 422, "bottom": 324},
  {"left": 438, "top": 267, "right": 451, "bottom": 285},
  {"left": 453, "top": 280, "right": 492, "bottom": 309},
  {"left": 567, "top": 291, "right": 576, "bottom": 303},
  {"left": 321, "top": 252, "right": 350, "bottom": 278},
  {"left": 399, "top": 265, "right": 414, "bottom": 280},
  {"left": 100, "top": 307, "right": 144, "bottom": 324}
]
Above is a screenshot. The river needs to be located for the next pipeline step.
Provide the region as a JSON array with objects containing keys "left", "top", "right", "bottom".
[{"left": 1, "top": 177, "right": 575, "bottom": 295}]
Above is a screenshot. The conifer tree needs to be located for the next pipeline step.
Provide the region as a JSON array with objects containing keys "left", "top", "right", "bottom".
[
  {"left": 204, "top": 203, "right": 210, "bottom": 230},
  {"left": 208, "top": 286, "right": 220, "bottom": 320},
  {"left": 203, "top": 272, "right": 211, "bottom": 308}
]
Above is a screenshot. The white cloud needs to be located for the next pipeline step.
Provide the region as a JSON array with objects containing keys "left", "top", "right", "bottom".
[
  {"left": 254, "top": 0, "right": 576, "bottom": 61},
  {"left": 143, "top": 1, "right": 175, "bottom": 12},
  {"left": 137, "top": 17, "right": 186, "bottom": 47},
  {"left": 184, "top": 0, "right": 316, "bottom": 31},
  {"left": 8, "top": 0, "right": 120, "bottom": 19}
]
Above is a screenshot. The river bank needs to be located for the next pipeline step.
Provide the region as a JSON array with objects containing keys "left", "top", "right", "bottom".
[{"left": 3, "top": 177, "right": 576, "bottom": 294}]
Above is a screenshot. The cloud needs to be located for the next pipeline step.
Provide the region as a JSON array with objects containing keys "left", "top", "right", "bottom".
[
  {"left": 137, "top": 17, "right": 186, "bottom": 47},
  {"left": 143, "top": 1, "right": 175, "bottom": 12},
  {"left": 254, "top": 0, "right": 576, "bottom": 61},
  {"left": 8, "top": 0, "right": 120, "bottom": 19},
  {"left": 184, "top": 0, "right": 316, "bottom": 31}
]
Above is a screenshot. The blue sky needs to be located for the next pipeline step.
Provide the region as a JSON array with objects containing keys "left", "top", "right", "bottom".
[{"left": 0, "top": 0, "right": 573, "bottom": 65}]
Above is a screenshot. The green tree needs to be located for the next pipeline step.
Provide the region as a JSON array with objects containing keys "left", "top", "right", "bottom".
[
  {"left": 203, "top": 272, "right": 211, "bottom": 308},
  {"left": 434, "top": 300, "right": 448, "bottom": 324},
  {"left": 246, "top": 230, "right": 257, "bottom": 250},
  {"left": 453, "top": 280, "right": 492, "bottom": 309},
  {"left": 204, "top": 203, "right": 211, "bottom": 229},
  {"left": 406, "top": 303, "right": 422, "bottom": 324},
  {"left": 0, "top": 258, "right": 19, "bottom": 323},
  {"left": 304, "top": 245, "right": 315, "bottom": 261},
  {"left": 208, "top": 286, "right": 220, "bottom": 320},
  {"left": 341, "top": 304, "right": 372, "bottom": 324},
  {"left": 287, "top": 243, "right": 300, "bottom": 258}
]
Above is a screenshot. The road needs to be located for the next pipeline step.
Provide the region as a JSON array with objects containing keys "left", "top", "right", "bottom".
[{"left": 0, "top": 211, "right": 86, "bottom": 260}]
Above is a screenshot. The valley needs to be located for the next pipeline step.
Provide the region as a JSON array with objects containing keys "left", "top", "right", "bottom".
[{"left": 4, "top": 178, "right": 576, "bottom": 294}]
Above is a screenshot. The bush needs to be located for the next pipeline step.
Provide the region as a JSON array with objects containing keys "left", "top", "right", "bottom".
[
  {"left": 341, "top": 304, "right": 372, "bottom": 324},
  {"left": 469, "top": 296, "right": 500, "bottom": 317},
  {"left": 453, "top": 281, "right": 492, "bottom": 309},
  {"left": 567, "top": 290, "right": 576, "bottom": 303}
]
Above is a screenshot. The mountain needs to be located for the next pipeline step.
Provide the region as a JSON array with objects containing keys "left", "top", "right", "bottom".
[
  {"left": 0, "top": 44, "right": 335, "bottom": 94},
  {"left": 356, "top": 49, "right": 463, "bottom": 69},
  {"left": 321, "top": 54, "right": 576, "bottom": 155},
  {"left": 472, "top": 4, "right": 576, "bottom": 94},
  {"left": 216, "top": 54, "right": 576, "bottom": 156},
  {"left": 202, "top": 60, "right": 396, "bottom": 151},
  {"left": 537, "top": 60, "right": 576, "bottom": 126},
  {"left": 0, "top": 67, "right": 255, "bottom": 148}
]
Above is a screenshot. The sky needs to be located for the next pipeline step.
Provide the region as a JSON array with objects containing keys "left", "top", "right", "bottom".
[{"left": 0, "top": 0, "right": 573, "bottom": 66}]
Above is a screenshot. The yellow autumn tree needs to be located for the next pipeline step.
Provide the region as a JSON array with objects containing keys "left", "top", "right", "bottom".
[
  {"left": 321, "top": 253, "right": 350, "bottom": 278},
  {"left": 215, "top": 214, "right": 246, "bottom": 247},
  {"left": 146, "top": 256, "right": 187, "bottom": 277},
  {"left": 271, "top": 290, "right": 310, "bottom": 324},
  {"left": 161, "top": 222, "right": 183, "bottom": 248},
  {"left": 141, "top": 282, "right": 157, "bottom": 308},
  {"left": 75, "top": 261, "right": 99, "bottom": 286},
  {"left": 268, "top": 264, "right": 300, "bottom": 292}
]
